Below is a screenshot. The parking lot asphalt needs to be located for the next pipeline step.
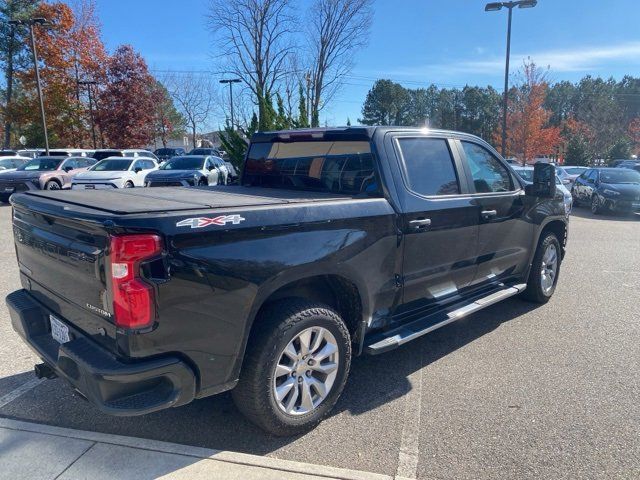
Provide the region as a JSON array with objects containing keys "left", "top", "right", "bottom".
[{"left": 0, "top": 203, "right": 638, "bottom": 479}]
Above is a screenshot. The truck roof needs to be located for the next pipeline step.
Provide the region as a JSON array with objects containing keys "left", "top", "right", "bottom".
[{"left": 251, "top": 126, "right": 487, "bottom": 144}]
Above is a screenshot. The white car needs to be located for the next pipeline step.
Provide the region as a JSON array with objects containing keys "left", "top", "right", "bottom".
[
  {"left": 71, "top": 157, "right": 158, "bottom": 190},
  {"left": 513, "top": 166, "right": 572, "bottom": 214},
  {"left": 0, "top": 156, "right": 30, "bottom": 172}
]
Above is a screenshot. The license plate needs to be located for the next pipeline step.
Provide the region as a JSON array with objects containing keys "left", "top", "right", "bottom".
[
  {"left": 85, "top": 185, "right": 95, "bottom": 189},
  {"left": 4, "top": 187, "right": 14, "bottom": 192},
  {"left": 49, "top": 315, "right": 70, "bottom": 344}
]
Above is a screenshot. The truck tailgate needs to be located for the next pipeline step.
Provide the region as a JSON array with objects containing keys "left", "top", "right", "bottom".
[{"left": 12, "top": 203, "right": 116, "bottom": 351}]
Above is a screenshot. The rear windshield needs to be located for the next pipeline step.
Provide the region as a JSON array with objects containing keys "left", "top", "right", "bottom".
[
  {"left": 91, "top": 159, "right": 133, "bottom": 171},
  {"left": 243, "top": 141, "right": 380, "bottom": 195},
  {"left": 19, "top": 158, "right": 62, "bottom": 171},
  {"left": 155, "top": 148, "right": 175, "bottom": 155},
  {"left": 189, "top": 148, "right": 215, "bottom": 155},
  {"left": 600, "top": 169, "right": 640, "bottom": 184},
  {"left": 161, "top": 157, "right": 205, "bottom": 170},
  {"left": 93, "top": 151, "right": 123, "bottom": 161},
  {"left": 563, "top": 167, "right": 586, "bottom": 175}
]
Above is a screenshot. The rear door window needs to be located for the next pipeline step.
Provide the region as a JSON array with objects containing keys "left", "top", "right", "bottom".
[{"left": 396, "top": 137, "right": 460, "bottom": 196}]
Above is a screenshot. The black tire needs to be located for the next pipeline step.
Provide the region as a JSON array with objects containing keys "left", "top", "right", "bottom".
[
  {"left": 522, "top": 232, "right": 561, "bottom": 304},
  {"left": 232, "top": 298, "right": 351, "bottom": 436},
  {"left": 123, "top": 181, "right": 134, "bottom": 188},
  {"left": 45, "top": 180, "right": 61, "bottom": 190},
  {"left": 591, "top": 194, "right": 602, "bottom": 214},
  {"left": 0, "top": 194, "right": 10, "bottom": 204},
  {"left": 197, "top": 178, "right": 207, "bottom": 186}
]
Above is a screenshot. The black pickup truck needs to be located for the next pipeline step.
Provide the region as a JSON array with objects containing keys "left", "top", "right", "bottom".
[{"left": 6, "top": 127, "right": 568, "bottom": 435}]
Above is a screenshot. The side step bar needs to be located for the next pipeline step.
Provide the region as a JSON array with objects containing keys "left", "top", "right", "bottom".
[{"left": 365, "top": 284, "right": 527, "bottom": 355}]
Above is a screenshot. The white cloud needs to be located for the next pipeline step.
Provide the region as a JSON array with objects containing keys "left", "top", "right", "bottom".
[{"left": 373, "top": 42, "right": 640, "bottom": 79}]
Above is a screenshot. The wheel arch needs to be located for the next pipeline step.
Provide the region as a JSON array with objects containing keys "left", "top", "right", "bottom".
[{"left": 233, "top": 273, "right": 366, "bottom": 381}]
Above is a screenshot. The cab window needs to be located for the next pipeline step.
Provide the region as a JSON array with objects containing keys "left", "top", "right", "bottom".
[{"left": 461, "top": 141, "right": 514, "bottom": 193}]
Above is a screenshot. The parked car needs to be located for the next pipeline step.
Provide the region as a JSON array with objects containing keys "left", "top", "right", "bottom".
[
  {"left": 0, "top": 150, "right": 17, "bottom": 157},
  {"left": 513, "top": 166, "right": 572, "bottom": 215},
  {"left": 609, "top": 158, "right": 633, "bottom": 168},
  {"left": 615, "top": 161, "right": 640, "bottom": 172},
  {"left": 154, "top": 147, "right": 186, "bottom": 162},
  {"left": 572, "top": 167, "right": 640, "bottom": 214},
  {"left": 91, "top": 149, "right": 159, "bottom": 162},
  {"left": 0, "top": 156, "right": 95, "bottom": 202},
  {"left": 0, "top": 156, "right": 30, "bottom": 172},
  {"left": 557, "top": 166, "right": 588, "bottom": 187},
  {"left": 39, "top": 149, "right": 91, "bottom": 157},
  {"left": 225, "top": 161, "right": 239, "bottom": 183},
  {"left": 187, "top": 147, "right": 220, "bottom": 156},
  {"left": 72, "top": 157, "right": 158, "bottom": 190},
  {"left": 16, "top": 149, "right": 46, "bottom": 159},
  {"left": 144, "top": 155, "right": 226, "bottom": 187},
  {"left": 5, "top": 127, "right": 567, "bottom": 436}
]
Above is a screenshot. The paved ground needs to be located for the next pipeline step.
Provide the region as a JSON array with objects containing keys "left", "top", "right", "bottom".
[{"left": 0, "top": 203, "right": 638, "bottom": 479}]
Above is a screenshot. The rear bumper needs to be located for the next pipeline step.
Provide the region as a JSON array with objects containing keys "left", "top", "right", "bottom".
[{"left": 6, "top": 289, "right": 196, "bottom": 416}]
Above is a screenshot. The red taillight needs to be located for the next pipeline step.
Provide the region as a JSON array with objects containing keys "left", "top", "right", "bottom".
[{"left": 110, "top": 234, "right": 162, "bottom": 329}]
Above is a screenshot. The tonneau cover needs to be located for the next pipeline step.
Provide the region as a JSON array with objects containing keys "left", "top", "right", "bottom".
[{"left": 19, "top": 185, "right": 351, "bottom": 215}]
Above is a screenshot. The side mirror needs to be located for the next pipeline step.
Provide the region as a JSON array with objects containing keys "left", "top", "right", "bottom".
[
  {"left": 135, "top": 167, "right": 142, "bottom": 173},
  {"left": 0, "top": 166, "right": 5, "bottom": 171},
  {"left": 525, "top": 163, "right": 556, "bottom": 198},
  {"left": 64, "top": 166, "right": 73, "bottom": 172}
]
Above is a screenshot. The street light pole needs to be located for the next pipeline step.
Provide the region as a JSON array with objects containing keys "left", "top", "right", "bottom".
[
  {"left": 10, "top": 17, "right": 51, "bottom": 155},
  {"left": 78, "top": 80, "right": 98, "bottom": 149},
  {"left": 219, "top": 78, "right": 242, "bottom": 129},
  {"left": 485, "top": 1, "right": 537, "bottom": 158}
]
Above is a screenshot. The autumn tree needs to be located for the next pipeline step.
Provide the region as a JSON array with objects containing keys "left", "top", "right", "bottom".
[
  {"left": 14, "top": 1, "right": 108, "bottom": 147},
  {"left": 97, "top": 45, "right": 157, "bottom": 147},
  {"left": 502, "top": 61, "right": 560, "bottom": 164},
  {"left": 628, "top": 117, "right": 640, "bottom": 156}
]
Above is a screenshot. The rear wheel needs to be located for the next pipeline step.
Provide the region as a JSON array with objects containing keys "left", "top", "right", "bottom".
[
  {"left": 197, "top": 178, "right": 207, "bottom": 186},
  {"left": 232, "top": 298, "right": 351, "bottom": 436},
  {"left": 45, "top": 180, "right": 61, "bottom": 190},
  {"left": 522, "top": 232, "right": 561, "bottom": 304},
  {"left": 123, "top": 181, "right": 134, "bottom": 188}
]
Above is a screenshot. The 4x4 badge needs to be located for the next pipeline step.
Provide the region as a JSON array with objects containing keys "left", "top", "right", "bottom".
[{"left": 176, "top": 215, "right": 245, "bottom": 229}]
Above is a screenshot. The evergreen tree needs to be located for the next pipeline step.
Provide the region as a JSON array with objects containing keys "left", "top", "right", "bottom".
[{"left": 297, "top": 83, "right": 309, "bottom": 128}]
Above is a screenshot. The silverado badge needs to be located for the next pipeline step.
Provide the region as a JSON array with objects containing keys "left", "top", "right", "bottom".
[{"left": 176, "top": 215, "right": 246, "bottom": 229}]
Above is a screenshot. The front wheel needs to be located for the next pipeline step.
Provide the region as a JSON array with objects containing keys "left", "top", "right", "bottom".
[
  {"left": 591, "top": 194, "right": 602, "bottom": 214},
  {"left": 232, "top": 299, "right": 351, "bottom": 436},
  {"left": 45, "top": 180, "right": 61, "bottom": 190},
  {"left": 123, "top": 181, "right": 134, "bottom": 188},
  {"left": 522, "top": 232, "right": 561, "bottom": 304}
]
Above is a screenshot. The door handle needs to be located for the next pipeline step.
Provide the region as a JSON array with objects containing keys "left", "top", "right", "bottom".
[
  {"left": 409, "top": 218, "right": 431, "bottom": 230},
  {"left": 481, "top": 210, "right": 497, "bottom": 220}
]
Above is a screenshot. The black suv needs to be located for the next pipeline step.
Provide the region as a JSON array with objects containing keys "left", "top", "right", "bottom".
[{"left": 154, "top": 147, "right": 186, "bottom": 162}]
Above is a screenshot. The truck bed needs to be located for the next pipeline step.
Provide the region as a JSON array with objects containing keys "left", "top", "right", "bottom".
[{"left": 18, "top": 185, "right": 352, "bottom": 215}]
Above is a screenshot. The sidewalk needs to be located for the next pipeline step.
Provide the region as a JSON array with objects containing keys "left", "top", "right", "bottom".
[{"left": 0, "top": 418, "right": 391, "bottom": 480}]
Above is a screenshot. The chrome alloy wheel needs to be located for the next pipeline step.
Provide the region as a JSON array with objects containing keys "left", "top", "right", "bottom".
[
  {"left": 273, "top": 327, "right": 339, "bottom": 416},
  {"left": 540, "top": 243, "right": 558, "bottom": 295}
]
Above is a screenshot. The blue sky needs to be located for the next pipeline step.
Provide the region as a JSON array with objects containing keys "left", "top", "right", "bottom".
[{"left": 94, "top": 0, "right": 640, "bottom": 127}]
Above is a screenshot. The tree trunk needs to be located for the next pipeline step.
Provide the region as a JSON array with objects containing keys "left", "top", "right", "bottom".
[{"left": 192, "top": 121, "right": 197, "bottom": 148}]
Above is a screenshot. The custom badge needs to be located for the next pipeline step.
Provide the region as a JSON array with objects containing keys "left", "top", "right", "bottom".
[{"left": 176, "top": 215, "right": 246, "bottom": 229}]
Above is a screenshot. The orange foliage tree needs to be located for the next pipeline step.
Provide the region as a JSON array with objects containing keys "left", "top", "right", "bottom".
[
  {"left": 628, "top": 117, "right": 640, "bottom": 156},
  {"left": 500, "top": 61, "right": 561, "bottom": 164},
  {"left": 15, "top": 1, "right": 107, "bottom": 147}
]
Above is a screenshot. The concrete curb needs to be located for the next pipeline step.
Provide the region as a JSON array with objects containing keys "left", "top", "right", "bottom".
[{"left": 0, "top": 417, "right": 392, "bottom": 480}]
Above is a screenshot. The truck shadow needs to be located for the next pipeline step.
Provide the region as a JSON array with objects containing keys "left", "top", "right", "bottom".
[{"left": 0, "top": 298, "right": 542, "bottom": 457}]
